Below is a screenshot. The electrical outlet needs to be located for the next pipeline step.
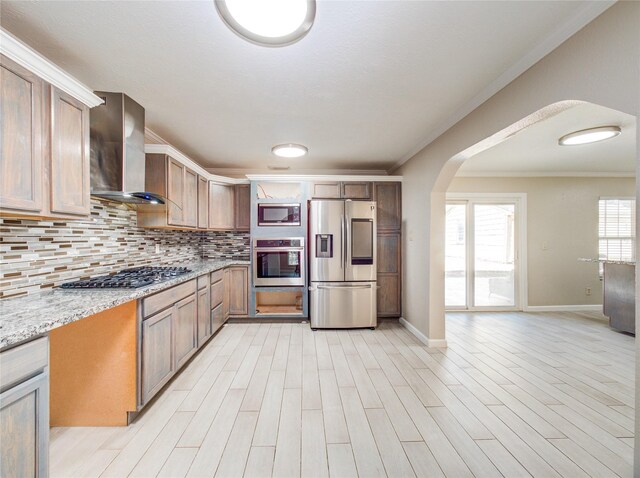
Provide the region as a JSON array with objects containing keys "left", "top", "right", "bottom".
[
  {"left": 155, "top": 244, "right": 161, "bottom": 254},
  {"left": 585, "top": 287, "right": 592, "bottom": 296}
]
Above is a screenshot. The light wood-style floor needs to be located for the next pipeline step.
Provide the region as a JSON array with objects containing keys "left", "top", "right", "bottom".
[{"left": 50, "top": 311, "right": 635, "bottom": 477}]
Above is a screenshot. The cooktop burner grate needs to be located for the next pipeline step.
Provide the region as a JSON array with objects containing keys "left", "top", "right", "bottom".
[{"left": 61, "top": 266, "right": 192, "bottom": 289}]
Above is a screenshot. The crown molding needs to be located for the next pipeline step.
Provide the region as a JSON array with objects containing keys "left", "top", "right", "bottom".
[
  {"left": 390, "top": 0, "right": 616, "bottom": 172},
  {"left": 144, "top": 144, "right": 248, "bottom": 184},
  {"left": 245, "top": 174, "right": 402, "bottom": 182},
  {"left": 0, "top": 28, "right": 103, "bottom": 108},
  {"left": 453, "top": 170, "right": 635, "bottom": 178},
  {"left": 207, "top": 168, "right": 391, "bottom": 177}
]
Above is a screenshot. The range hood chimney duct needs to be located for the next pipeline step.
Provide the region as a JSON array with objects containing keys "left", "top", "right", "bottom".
[{"left": 90, "top": 92, "right": 164, "bottom": 204}]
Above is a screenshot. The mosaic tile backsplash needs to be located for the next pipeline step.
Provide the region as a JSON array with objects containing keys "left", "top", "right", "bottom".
[{"left": 0, "top": 198, "right": 250, "bottom": 299}]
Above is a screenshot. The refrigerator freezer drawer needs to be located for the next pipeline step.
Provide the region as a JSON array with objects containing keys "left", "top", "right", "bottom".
[{"left": 310, "top": 282, "right": 377, "bottom": 329}]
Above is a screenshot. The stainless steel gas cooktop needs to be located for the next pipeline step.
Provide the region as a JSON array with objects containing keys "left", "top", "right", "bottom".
[{"left": 60, "top": 266, "right": 191, "bottom": 289}]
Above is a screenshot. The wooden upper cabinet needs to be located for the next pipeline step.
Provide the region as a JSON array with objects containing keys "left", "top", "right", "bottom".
[
  {"left": 342, "top": 182, "right": 372, "bottom": 199},
  {"left": 209, "top": 183, "right": 234, "bottom": 230},
  {"left": 374, "top": 182, "right": 401, "bottom": 231},
  {"left": 49, "top": 86, "right": 90, "bottom": 216},
  {"left": 197, "top": 175, "right": 209, "bottom": 229},
  {"left": 138, "top": 154, "right": 200, "bottom": 229},
  {"left": 183, "top": 168, "right": 198, "bottom": 228},
  {"left": 167, "top": 157, "right": 185, "bottom": 226},
  {"left": 0, "top": 55, "right": 44, "bottom": 215},
  {"left": 234, "top": 184, "right": 250, "bottom": 231},
  {"left": 311, "top": 182, "right": 341, "bottom": 199},
  {"left": 311, "top": 181, "right": 373, "bottom": 200}
]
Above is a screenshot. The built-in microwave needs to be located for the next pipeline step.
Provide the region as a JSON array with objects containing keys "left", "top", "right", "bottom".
[{"left": 257, "top": 203, "right": 301, "bottom": 226}]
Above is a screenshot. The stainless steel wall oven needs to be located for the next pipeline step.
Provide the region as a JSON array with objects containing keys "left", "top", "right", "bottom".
[{"left": 253, "top": 238, "right": 305, "bottom": 286}]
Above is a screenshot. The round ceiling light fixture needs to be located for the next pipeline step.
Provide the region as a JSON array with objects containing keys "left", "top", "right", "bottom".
[
  {"left": 215, "top": 0, "right": 316, "bottom": 47},
  {"left": 271, "top": 143, "right": 308, "bottom": 158},
  {"left": 558, "top": 126, "right": 621, "bottom": 146}
]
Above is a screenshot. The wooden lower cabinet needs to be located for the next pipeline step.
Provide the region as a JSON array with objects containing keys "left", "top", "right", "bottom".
[
  {"left": 228, "top": 266, "right": 249, "bottom": 316},
  {"left": 211, "top": 304, "right": 225, "bottom": 335},
  {"left": 377, "top": 274, "right": 401, "bottom": 317},
  {"left": 141, "top": 308, "right": 174, "bottom": 405},
  {"left": 197, "top": 286, "right": 211, "bottom": 347},
  {"left": 0, "top": 337, "right": 49, "bottom": 478},
  {"left": 377, "top": 231, "right": 401, "bottom": 317},
  {"left": 173, "top": 294, "right": 197, "bottom": 370}
]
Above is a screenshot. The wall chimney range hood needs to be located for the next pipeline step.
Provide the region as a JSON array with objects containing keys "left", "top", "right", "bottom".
[{"left": 90, "top": 92, "right": 165, "bottom": 205}]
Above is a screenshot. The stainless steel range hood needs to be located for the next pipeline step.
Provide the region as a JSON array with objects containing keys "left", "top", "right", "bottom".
[{"left": 90, "top": 92, "right": 165, "bottom": 204}]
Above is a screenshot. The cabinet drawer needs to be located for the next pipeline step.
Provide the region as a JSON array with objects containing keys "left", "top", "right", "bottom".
[
  {"left": 197, "top": 275, "right": 208, "bottom": 290},
  {"left": 0, "top": 337, "right": 48, "bottom": 391},
  {"left": 143, "top": 279, "right": 196, "bottom": 318},
  {"left": 211, "top": 280, "right": 224, "bottom": 308},
  {"left": 210, "top": 269, "right": 224, "bottom": 285}
]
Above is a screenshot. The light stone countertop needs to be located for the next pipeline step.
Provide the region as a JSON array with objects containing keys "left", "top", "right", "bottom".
[{"left": 0, "top": 259, "right": 250, "bottom": 350}]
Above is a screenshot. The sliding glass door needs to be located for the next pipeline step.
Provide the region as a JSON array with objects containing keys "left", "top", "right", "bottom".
[{"left": 445, "top": 197, "right": 521, "bottom": 310}]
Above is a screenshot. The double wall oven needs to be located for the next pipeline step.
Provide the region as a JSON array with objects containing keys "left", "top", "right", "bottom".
[{"left": 253, "top": 238, "right": 305, "bottom": 286}]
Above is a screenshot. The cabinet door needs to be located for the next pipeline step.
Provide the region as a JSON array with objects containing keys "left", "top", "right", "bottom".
[
  {"left": 197, "top": 175, "right": 209, "bottom": 229},
  {"left": 223, "top": 268, "right": 230, "bottom": 318},
  {"left": 174, "top": 294, "right": 198, "bottom": 369},
  {"left": 0, "top": 55, "right": 44, "bottom": 214},
  {"left": 228, "top": 266, "right": 249, "bottom": 316},
  {"left": 311, "top": 182, "right": 341, "bottom": 199},
  {"left": 210, "top": 279, "right": 224, "bottom": 309},
  {"left": 377, "top": 274, "right": 401, "bottom": 317},
  {"left": 50, "top": 86, "right": 90, "bottom": 216},
  {"left": 197, "top": 287, "right": 211, "bottom": 347},
  {"left": 167, "top": 157, "right": 185, "bottom": 226},
  {"left": 141, "top": 309, "right": 174, "bottom": 404},
  {"left": 0, "top": 373, "right": 49, "bottom": 478},
  {"left": 234, "top": 184, "right": 251, "bottom": 231},
  {"left": 377, "top": 232, "right": 400, "bottom": 274},
  {"left": 373, "top": 182, "right": 401, "bottom": 231},
  {"left": 183, "top": 168, "right": 198, "bottom": 228},
  {"left": 211, "top": 303, "right": 225, "bottom": 335},
  {"left": 209, "top": 183, "right": 234, "bottom": 229},
  {"left": 342, "top": 182, "right": 372, "bottom": 199},
  {"left": 377, "top": 232, "right": 401, "bottom": 318}
]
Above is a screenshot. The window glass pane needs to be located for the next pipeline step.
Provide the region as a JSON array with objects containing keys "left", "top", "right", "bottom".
[
  {"left": 474, "top": 204, "right": 515, "bottom": 307},
  {"left": 445, "top": 204, "right": 466, "bottom": 307}
]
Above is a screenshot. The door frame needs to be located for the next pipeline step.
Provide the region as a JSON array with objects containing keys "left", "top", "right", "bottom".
[{"left": 445, "top": 192, "right": 528, "bottom": 312}]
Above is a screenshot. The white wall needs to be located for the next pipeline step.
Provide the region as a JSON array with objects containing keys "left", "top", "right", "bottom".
[
  {"left": 448, "top": 176, "right": 635, "bottom": 307},
  {"left": 396, "top": 2, "right": 639, "bottom": 342}
]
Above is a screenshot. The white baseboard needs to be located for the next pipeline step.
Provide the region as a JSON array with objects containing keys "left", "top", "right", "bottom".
[
  {"left": 524, "top": 304, "right": 603, "bottom": 312},
  {"left": 399, "top": 317, "right": 448, "bottom": 348}
]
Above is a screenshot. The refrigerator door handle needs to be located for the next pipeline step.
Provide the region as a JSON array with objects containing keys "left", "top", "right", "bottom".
[
  {"left": 340, "top": 214, "right": 345, "bottom": 269},
  {"left": 316, "top": 284, "right": 373, "bottom": 290}
]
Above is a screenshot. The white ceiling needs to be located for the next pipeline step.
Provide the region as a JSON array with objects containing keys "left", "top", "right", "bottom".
[
  {"left": 457, "top": 103, "right": 636, "bottom": 176},
  {"left": 1, "top": 1, "right": 612, "bottom": 173}
]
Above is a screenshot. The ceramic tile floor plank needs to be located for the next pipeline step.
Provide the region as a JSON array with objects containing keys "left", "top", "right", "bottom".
[
  {"left": 319, "top": 369, "right": 350, "bottom": 444},
  {"left": 243, "top": 447, "right": 275, "bottom": 478},
  {"left": 326, "top": 444, "right": 358, "bottom": 478},
  {"left": 157, "top": 448, "right": 198, "bottom": 478},
  {"left": 215, "top": 411, "right": 259, "bottom": 478},
  {"left": 273, "top": 388, "right": 302, "bottom": 478},
  {"left": 301, "top": 409, "right": 329, "bottom": 478}
]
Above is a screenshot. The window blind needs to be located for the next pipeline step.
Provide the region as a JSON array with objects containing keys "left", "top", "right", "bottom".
[{"left": 598, "top": 198, "right": 636, "bottom": 262}]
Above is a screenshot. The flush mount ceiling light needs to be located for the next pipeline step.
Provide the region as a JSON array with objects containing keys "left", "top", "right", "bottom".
[
  {"left": 215, "top": 0, "right": 316, "bottom": 47},
  {"left": 558, "top": 126, "right": 621, "bottom": 146},
  {"left": 272, "top": 143, "right": 308, "bottom": 158}
]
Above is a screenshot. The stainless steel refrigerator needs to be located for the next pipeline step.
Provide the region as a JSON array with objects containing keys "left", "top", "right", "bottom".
[{"left": 309, "top": 200, "right": 377, "bottom": 329}]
